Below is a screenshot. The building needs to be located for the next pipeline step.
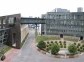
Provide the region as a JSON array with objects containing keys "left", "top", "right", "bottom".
[
  {"left": 0, "top": 14, "right": 45, "bottom": 49},
  {"left": 77, "top": 7, "right": 83, "bottom": 12},
  {"left": 0, "top": 14, "right": 29, "bottom": 49},
  {"left": 52, "top": 8, "right": 70, "bottom": 12},
  {"left": 41, "top": 8, "right": 84, "bottom": 38}
]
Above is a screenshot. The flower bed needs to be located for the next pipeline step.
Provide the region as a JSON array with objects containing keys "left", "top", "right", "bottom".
[{"left": 36, "top": 40, "right": 84, "bottom": 58}]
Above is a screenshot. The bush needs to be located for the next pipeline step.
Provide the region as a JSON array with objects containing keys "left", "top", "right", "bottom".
[
  {"left": 77, "top": 48, "right": 80, "bottom": 52},
  {"left": 55, "top": 42, "right": 58, "bottom": 45},
  {"left": 47, "top": 41, "right": 49, "bottom": 44},
  {"left": 64, "top": 44, "right": 66, "bottom": 48},
  {"left": 59, "top": 41, "right": 61, "bottom": 43},
  {"left": 51, "top": 44, "right": 60, "bottom": 55},
  {"left": 55, "top": 41, "right": 57, "bottom": 43},
  {"left": 49, "top": 44, "right": 51, "bottom": 46},
  {"left": 80, "top": 46, "right": 82, "bottom": 49},
  {"left": 82, "top": 47, "right": 84, "bottom": 52},
  {"left": 64, "top": 41, "right": 66, "bottom": 44},
  {"left": 46, "top": 45, "right": 49, "bottom": 47},
  {"left": 82, "top": 44, "right": 84, "bottom": 47},
  {"left": 79, "top": 49, "right": 83, "bottom": 52},
  {"left": 51, "top": 41, "right": 53, "bottom": 43},
  {"left": 73, "top": 42, "right": 76, "bottom": 45},
  {"left": 37, "top": 41, "right": 46, "bottom": 50},
  {"left": 77, "top": 45, "right": 79, "bottom": 48},
  {"left": 46, "top": 46, "right": 51, "bottom": 52},
  {"left": 68, "top": 44, "right": 77, "bottom": 54},
  {"left": 80, "top": 46, "right": 84, "bottom": 52},
  {"left": 77, "top": 43, "right": 80, "bottom": 46},
  {"left": 60, "top": 44, "right": 63, "bottom": 48}
]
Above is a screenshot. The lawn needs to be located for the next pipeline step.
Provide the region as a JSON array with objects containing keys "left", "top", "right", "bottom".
[
  {"left": 36, "top": 35, "right": 60, "bottom": 42},
  {"left": 64, "top": 36, "right": 79, "bottom": 42}
]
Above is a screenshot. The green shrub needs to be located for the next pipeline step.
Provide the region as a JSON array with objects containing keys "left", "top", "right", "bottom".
[
  {"left": 77, "top": 45, "right": 79, "bottom": 48},
  {"left": 60, "top": 44, "right": 63, "bottom": 48},
  {"left": 61, "top": 44, "right": 63, "bottom": 48},
  {"left": 55, "top": 42, "right": 58, "bottom": 45},
  {"left": 46, "top": 45, "right": 49, "bottom": 47},
  {"left": 80, "top": 46, "right": 84, "bottom": 52},
  {"left": 68, "top": 44, "right": 77, "bottom": 54},
  {"left": 82, "top": 44, "right": 84, "bottom": 47},
  {"left": 64, "top": 44, "right": 66, "bottom": 48},
  {"left": 77, "top": 43, "right": 81, "bottom": 46},
  {"left": 80, "top": 46, "right": 82, "bottom": 49},
  {"left": 59, "top": 41, "right": 61, "bottom": 43},
  {"left": 60, "top": 42, "right": 62, "bottom": 45},
  {"left": 47, "top": 41, "right": 49, "bottom": 44},
  {"left": 77, "top": 48, "right": 80, "bottom": 52},
  {"left": 51, "top": 44, "right": 60, "bottom": 55},
  {"left": 80, "top": 49, "right": 83, "bottom": 52},
  {"left": 46, "top": 46, "right": 51, "bottom": 52},
  {"left": 73, "top": 42, "right": 76, "bottom": 45},
  {"left": 51, "top": 41, "right": 53, "bottom": 43},
  {"left": 77, "top": 43, "right": 81, "bottom": 48},
  {"left": 49, "top": 44, "right": 51, "bottom": 46},
  {"left": 55, "top": 41, "right": 57, "bottom": 43},
  {"left": 82, "top": 47, "right": 84, "bottom": 52},
  {"left": 37, "top": 41, "right": 46, "bottom": 50},
  {"left": 64, "top": 41, "right": 66, "bottom": 44}
]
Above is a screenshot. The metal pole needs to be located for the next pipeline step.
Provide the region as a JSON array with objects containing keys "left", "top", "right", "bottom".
[{"left": 35, "top": 24, "right": 37, "bottom": 37}]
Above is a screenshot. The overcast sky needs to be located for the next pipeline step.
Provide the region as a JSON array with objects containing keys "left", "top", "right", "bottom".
[{"left": 0, "top": 0, "right": 84, "bottom": 17}]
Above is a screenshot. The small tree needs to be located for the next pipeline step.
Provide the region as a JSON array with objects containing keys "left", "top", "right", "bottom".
[
  {"left": 37, "top": 41, "right": 46, "bottom": 50},
  {"left": 51, "top": 44, "right": 60, "bottom": 55},
  {"left": 68, "top": 44, "right": 77, "bottom": 55}
]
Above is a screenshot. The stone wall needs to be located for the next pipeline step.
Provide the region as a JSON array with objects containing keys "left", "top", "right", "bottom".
[{"left": 21, "top": 24, "right": 29, "bottom": 42}]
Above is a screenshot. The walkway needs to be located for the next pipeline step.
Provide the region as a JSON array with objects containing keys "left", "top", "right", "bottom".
[
  {"left": 0, "top": 48, "right": 19, "bottom": 62},
  {"left": 12, "top": 29, "right": 84, "bottom": 62}
]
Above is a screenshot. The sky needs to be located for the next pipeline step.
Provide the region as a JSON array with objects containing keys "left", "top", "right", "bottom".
[{"left": 0, "top": 0, "right": 84, "bottom": 17}]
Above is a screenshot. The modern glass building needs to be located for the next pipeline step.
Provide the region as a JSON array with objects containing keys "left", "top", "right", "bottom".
[{"left": 41, "top": 8, "right": 84, "bottom": 38}]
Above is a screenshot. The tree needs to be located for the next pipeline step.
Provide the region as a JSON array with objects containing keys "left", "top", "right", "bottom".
[
  {"left": 68, "top": 44, "right": 77, "bottom": 54},
  {"left": 51, "top": 44, "right": 60, "bottom": 55},
  {"left": 37, "top": 41, "right": 46, "bottom": 50}
]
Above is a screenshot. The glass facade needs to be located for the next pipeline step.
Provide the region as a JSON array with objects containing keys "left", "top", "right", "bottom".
[{"left": 41, "top": 12, "right": 84, "bottom": 37}]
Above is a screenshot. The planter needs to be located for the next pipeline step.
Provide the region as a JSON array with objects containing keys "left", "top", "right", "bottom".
[
  {"left": 41, "top": 50, "right": 46, "bottom": 54},
  {"left": 54, "top": 54, "right": 60, "bottom": 58},
  {"left": 37, "top": 48, "right": 41, "bottom": 51},
  {"left": 68, "top": 54, "right": 75, "bottom": 58}
]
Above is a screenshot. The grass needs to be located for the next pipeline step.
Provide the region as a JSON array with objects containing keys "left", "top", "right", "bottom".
[
  {"left": 0, "top": 45, "right": 11, "bottom": 57},
  {"left": 2, "top": 45, "right": 11, "bottom": 54},
  {"left": 64, "top": 36, "right": 79, "bottom": 42},
  {"left": 36, "top": 36, "right": 60, "bottom": 42}
]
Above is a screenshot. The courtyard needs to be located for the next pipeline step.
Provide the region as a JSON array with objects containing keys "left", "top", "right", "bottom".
[{"left": 12, "top": 29, "right": 84, "bottom": 62}]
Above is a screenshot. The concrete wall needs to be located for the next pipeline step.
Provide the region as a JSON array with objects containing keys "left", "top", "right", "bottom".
[{"left": 21, "top": 24, "right": 29, "bottom": 42}]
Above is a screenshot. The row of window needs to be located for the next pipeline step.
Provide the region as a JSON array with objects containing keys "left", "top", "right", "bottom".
[
  {"left": 46, "top": 20, "right": 84, "bottom": 26},
  {"left": 47, "top": 29, "right": 84, "bottom": 33},
  {"left": 47, "top": 14, "right": 84, "bottom": 20},
  {"left": 0, "top": 17, "right": 15, "bottom": 25}
]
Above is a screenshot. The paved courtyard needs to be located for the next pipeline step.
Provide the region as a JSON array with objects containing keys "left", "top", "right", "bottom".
[{"left": 12, "top": 29, "right": 84, "bottom": 62}]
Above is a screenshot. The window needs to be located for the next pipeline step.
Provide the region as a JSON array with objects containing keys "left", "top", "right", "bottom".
[
  {"left": 8, "top": 17, "right": 14, "bottom": 24},
  {"left": 3, "top": 19, "right": 6, "bottom": 24},
  {"left": 0, "top": 20, "right": 1, "bottom": 24},
  {"left": 0, "top": 26, "right": 1, "bottom": 28}
]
